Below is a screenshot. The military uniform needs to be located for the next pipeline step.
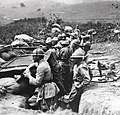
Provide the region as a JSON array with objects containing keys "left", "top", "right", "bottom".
[{"left": 58, "top": 42, "right": 72, "bottom": 93}]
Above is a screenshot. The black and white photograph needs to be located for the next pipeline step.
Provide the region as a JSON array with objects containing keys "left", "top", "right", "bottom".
[{"left": 0, "top": 0, "right": 120, "bottom": 115}]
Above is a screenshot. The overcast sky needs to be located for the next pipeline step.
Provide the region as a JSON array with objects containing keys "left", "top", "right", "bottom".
[{"left": 0, "top": 0, "right": 119, "bottom": 5}]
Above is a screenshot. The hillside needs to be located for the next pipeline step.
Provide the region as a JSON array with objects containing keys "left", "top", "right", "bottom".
[{"left": 0, "top": 0, "right": 120, "bottom": 25}]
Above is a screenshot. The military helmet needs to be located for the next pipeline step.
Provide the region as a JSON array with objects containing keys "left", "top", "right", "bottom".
[
  {"left": 71, "top": 39, "right": 80, "bottom": 46},
  {"left": 46, "top": 37, "right": 52, "bottom": 44},
  {"left": 32, "top": 48, "right": 44, "bottom": 56},
  {"left": 64, "top": 26, "right": 73, "bottom": 33},
  {"left": 83, "top": 41, "right": 91, "bottom": 51},
  {"left": 52, "top": 23, "right": 61, "bottom": 29},
  {"left": 60, "top": 40, "right": 70, "bottom": 45},
  {"left": 51, "top": 27, "right": 61, "bottom": 33},
  {"left": 52, "top": 37, "right": 58, "bottom": 42},
  {"left": 71, "top": 48, "right": 85, "bottom": 59},
  {"left": 70, "top": 32, "right": 78, "bottom": 39}
]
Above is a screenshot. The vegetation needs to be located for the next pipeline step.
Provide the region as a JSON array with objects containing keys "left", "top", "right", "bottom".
[{"left": 0, "top": 15, "right": 119, "bottom": 45}]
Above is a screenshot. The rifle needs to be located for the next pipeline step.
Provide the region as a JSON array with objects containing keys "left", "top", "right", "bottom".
[
  {"left": 97, "top": 61, "right": 102, "bottom": 77},
  {"left": 40, "top": 84, "right": 49, "bottom": 112}
]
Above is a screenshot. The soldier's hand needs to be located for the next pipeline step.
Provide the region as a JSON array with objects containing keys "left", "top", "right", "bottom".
[{"left": 23, "top": 69, "right": 30, "bottom": 78}]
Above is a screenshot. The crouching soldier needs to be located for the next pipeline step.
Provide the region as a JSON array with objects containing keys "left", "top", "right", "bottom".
[
  {"left": 64, "top": 48, "right": 91, "bottom": 112},
  {"left": 23, "top": 48, "right": 60, "bottom": 111}
]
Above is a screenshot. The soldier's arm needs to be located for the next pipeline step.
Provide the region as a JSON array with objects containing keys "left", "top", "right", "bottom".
[
  {"left": 79, "top": 66, "right": 91, "bottom": 88},
  {"left": 28, "top": 63, "right": 45, "bottom": 86}
]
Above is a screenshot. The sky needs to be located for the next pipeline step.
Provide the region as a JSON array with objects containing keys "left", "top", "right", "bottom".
[
  {"left": 49, "top": 0, "right": 83, "bottom": 4},
  {"left": 0, "top": 0, "right": 119, "bottom": 5}
]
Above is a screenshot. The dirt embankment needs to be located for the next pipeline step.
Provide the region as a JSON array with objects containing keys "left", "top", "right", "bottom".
[{"left": 78, "top": 42, "right": 120, "bottom": 115}]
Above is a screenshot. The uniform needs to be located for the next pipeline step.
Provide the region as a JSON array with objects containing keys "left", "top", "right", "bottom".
[
  {"left": 69, "top": 61, "right": 91, "bottom": 112},
  {"left": 58, "top": 45, "right": 72, "bottom": 93}
]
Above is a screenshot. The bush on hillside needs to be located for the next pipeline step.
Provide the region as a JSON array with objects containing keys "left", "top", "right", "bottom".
[{"left": 0, "top": 16, "right": 118, "bottom": 45}]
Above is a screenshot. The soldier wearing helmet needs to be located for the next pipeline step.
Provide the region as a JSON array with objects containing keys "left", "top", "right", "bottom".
[
  {"left": 64, "top": 26, "right": 73, "bottom": 38},
  {"left": 63, "top": 48, "right": 91, "bottom": 112},
  {"left": 69, "top": 39, "right": 81, "bottom": 53},
  {"left": 58, "top": 40, "right": 72, "bottom": 93},
  {"left": 24, "top": 48, "right": 59, "bottom": 110}
]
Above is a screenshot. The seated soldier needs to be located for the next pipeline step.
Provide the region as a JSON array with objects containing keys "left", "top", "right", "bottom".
[
  {"left": 23, "top": 48, "right": 60, "bottom": 111},
  {"left": 63, "top": 48, "right": 91, "bottom": 112}
]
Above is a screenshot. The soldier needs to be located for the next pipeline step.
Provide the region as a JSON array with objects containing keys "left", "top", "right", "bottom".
[
  {"left": 24, "top": 48, "right": 59, "bottom": 111},
  {"left": 45, "top": 37, "right": 66, "bottom": 97},
  {"left": 64, "top": 48, "right": 91, "bottom": 112},
  {"left": 69, "top": 39, "right": 81, "bottom": 53},
  {"left": 58, "top": 40, "right": 72, "bottom": 93}
]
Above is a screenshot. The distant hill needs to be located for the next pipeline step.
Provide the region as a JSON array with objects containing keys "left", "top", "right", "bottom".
[{"left": 0, "top": 0, "right": 120, "bottom": 25}]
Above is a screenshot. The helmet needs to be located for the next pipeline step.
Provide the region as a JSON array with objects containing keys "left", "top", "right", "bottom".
[
  {"left": 32, "top": 48, "right": 44, "bottom": 56},
  {"left": 71, "top": 48, "right": 85, "bottom": 59},
  {"left": 84, "top": 34, "right": 90, "bottom": 40},
  {"left": 71, "top": 39, "right": 80, "bottom": 46},
  {"left": 52, "top": 23, "right": 61, "bottom": 29},
  {"left": 70, "top": 32, "right": 78, "bottom": 39},
  {"left": 64, "top": 26, "right": 73, "bottom": 34},
  {"left": 83, "top": 41, "right": 91, "bottom": 51},
  {"left": 51, "top": 27, "right": 61, "bottom": 33},
  {"left": 46, "top": 37, "right": 52, "bottom": 44},
  {"left": 60, "top": 40, "right": 70, "bottom": 45},
  {"left": 52, "top": 37, "right": 58, "bottom": 42}
]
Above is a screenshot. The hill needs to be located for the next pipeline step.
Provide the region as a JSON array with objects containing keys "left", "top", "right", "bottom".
[{"left": 0, "top": 0, "right": 120, "bottom": 25}]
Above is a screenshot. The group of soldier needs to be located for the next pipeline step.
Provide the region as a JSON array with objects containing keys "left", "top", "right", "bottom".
[{"left": 23, "top": 23, "right": 92, "bottom": 112}]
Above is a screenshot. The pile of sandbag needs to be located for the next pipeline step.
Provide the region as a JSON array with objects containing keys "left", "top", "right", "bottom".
[
  {"left": 0, "top": 77, "right": 36, "bottom": 95},
  {"left": 0, "top": 50, "right": 17, "bottom": 61},
  {"left": 11, "top": 34, "right": 34, "bottom": 47}
]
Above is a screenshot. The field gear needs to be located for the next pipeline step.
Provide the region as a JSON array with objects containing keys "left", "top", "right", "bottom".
[
  {"left": 28, "top": 82, "right": 60, "bottom": 111},
  {"left": 70, "top": 48, "right": 85, "bottom": 59}
]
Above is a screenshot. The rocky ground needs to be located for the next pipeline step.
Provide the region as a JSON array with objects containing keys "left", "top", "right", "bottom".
[{"left": 0, "top": 42, "right": 120, "bottom": 115}]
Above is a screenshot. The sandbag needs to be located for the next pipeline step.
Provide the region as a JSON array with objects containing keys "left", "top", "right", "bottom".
[
  {"left": 7, "top": 51, "right": 17, "bottom": 58},
  {"left": 0, "top": 77, "right": 36, "bottom": 95},
  {"left": 13, "top": 49, "right": 25, "bottom": 55},
  {"left": 0, "top": 57, "right": 6, "bottom": 63},
  {"left": 14, "top": 34, "right": 33, "bottom": 43},
  {"left": 11, "top": 40, "right": 29, "bottom": 47},
  {"left": 0, "top": 52, "right": 11, "bottom": 61}
]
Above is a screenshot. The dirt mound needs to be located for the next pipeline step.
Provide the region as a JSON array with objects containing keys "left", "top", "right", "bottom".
[{"left": 79, "top": 81, "right": 120, "bottom": 115}]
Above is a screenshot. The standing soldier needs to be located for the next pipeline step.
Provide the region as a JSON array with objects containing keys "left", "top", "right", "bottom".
[{"left": 58, "top": 40, "right": 72, "bottom": 93}]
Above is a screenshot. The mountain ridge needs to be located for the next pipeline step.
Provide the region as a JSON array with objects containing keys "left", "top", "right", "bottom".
[{"left": 0, "top": 0, "right": 120, "bottom": 25}]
